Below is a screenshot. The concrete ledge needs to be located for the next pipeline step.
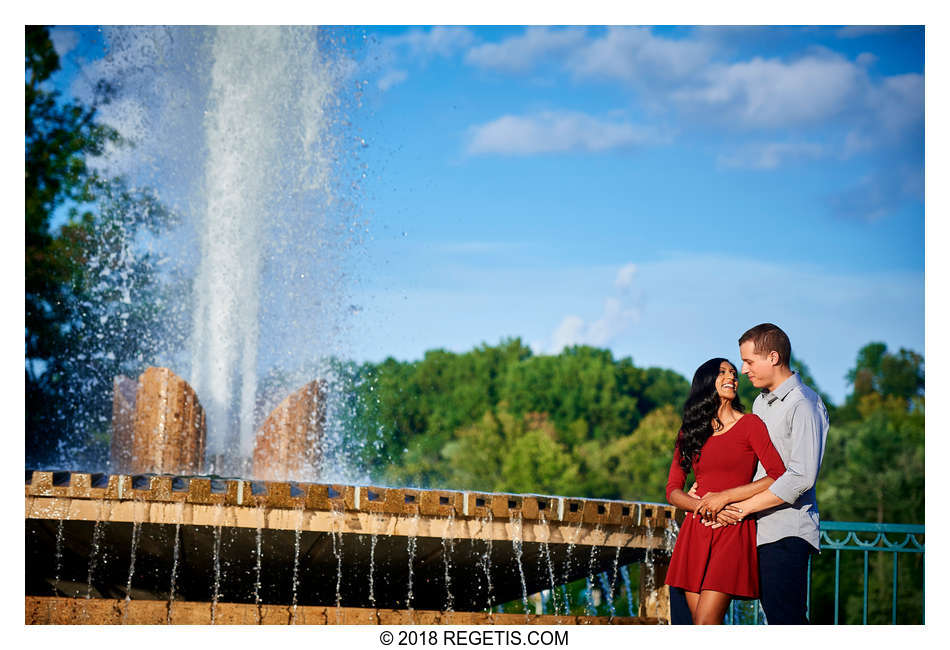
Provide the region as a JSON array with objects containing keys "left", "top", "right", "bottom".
[
  {"left": 26, "top": 596, "right": 659, "bottom": 625},
  {"left": 26, "top": 495, "right": 668, "bottom": 548},
  {"left": 26, "top": 472, "right": 680, "bottom": 615},
  {"left": 25, "top": 471, "right": 682, "bottom": 527}
]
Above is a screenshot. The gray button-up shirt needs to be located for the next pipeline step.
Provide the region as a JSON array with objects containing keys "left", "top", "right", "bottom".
[{"left": 752, "top": 372, "right": 829, "bottom": 550}]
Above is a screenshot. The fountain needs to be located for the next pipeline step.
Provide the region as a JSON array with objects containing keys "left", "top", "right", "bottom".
[
  {"left": 26, "top": 441, "right": 682, "bottom": 623},
  {"left": 25, "top": 26, "right": 684, "bottom": 624}
]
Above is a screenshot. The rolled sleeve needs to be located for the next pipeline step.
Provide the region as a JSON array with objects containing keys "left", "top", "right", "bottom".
[{"left": 768, "top": 401, "right": 825, "bottom": 504}]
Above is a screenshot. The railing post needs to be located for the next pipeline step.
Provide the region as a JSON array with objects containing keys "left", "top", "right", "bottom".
[
  {"left": 863, "top": 550, "right": 869, "bottom": 624},
  {"left": 892, "top": 551, "right": 898, "bottom": 625},
  {"left": 834, "top": 548, "right": 841, "bottom": 625}
]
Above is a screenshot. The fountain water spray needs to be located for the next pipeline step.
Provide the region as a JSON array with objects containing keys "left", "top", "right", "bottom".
[
  {"left": 68, "top": 26, "right": 365, "bottom": 479},
  {"left": 479, "top": 513, "right": 495, "bottom": 611},
  {"left": 585, "top": 524, "right": 603, "bottom": 614},
  {"left": 510, "top": 511, "right": 529, "bottom": 618},
  {"left": 122, "top": 499, "right": 144, "bottom": 623},
  {"left": 211, "top": 504, "right": 224, "bottom": 624},
  {"left": 405, "top": 511, "right": 420, "bottom": 618},
  {"left": 560, "top": 518, "right": 585, "bottom": 612},
  {"left": 190, "top": 27, "right": 346, "bottom": 474},
  {"left": 369, "top": 533, "right": 378, "bottom": 608},
  {"left": 538, "top": 512, "right": 559, "bottom": 614},
  {"left": 253, "top": 505, "right": 265, "bottom": 623},
  {"left": 441, "top": 510, "right": 455, "bottom": 612},
  {"left": 290, "top": 506, "right": 305, "bottom": 623},
  {"left": 167, "top": 501, "right": 185, "bottom": 624},
  {"left": 53, "top": 518, "right": 65, "bottom": 595}
]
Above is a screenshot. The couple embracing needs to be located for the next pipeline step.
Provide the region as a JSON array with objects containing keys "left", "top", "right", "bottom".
[{"left": 664, "top": 323, "right": 829, "bottom": 625}]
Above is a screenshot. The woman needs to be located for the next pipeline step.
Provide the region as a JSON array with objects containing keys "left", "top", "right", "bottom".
[{"left": 664, "top": 358, "right": 786, "bottom": 624}]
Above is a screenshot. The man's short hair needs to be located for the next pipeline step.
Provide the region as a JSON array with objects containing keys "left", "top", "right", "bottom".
[{"left": 739, "top": 323, "right": 792, "bottom": 367}]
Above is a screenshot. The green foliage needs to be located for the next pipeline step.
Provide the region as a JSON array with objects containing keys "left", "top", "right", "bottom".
[
  {"left": 440, "top": 410, "right": 580, "bottom": 495},
  {"left": 819, "top": 342, "right": 925, "bottom": 526},
  {"left": 352, "top": 340, "right": 690, "bottom": 494},
  {"left": 839, "top": 342, "right": 924, "bottom": 422},
  {"left": 25, "top": 26, "right": 181, "bottom": 466},
  {"left": 580, "top": 404, "right": 681, "bottom": 502}
]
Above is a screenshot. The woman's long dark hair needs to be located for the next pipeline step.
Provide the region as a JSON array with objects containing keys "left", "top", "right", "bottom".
[{"left": 676, "top": 358, "right": 744, "bottom": 475}]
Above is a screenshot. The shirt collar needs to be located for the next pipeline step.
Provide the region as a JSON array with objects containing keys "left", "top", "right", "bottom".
[{"left": 761, "top": 372, "right": 801, "bottom": 403}]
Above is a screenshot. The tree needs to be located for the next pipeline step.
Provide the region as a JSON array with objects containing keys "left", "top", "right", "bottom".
[
  {"left": 810, "top": 342, "right": 924, "bottom": 623},
  {"left": 839, "top": 342, "right": 924, "bottom": 422},
  {"left": 26, "top": 27, "right": 181, "bottom": 467},
  {"left": 580, "top": 404, "right": 681, "bottom": 502},
  {"left": 440, "top": 408, "right": 580, "bottom": 496},
  {"left": 26, "top": 26, "right": 118, "bottom": 462}
]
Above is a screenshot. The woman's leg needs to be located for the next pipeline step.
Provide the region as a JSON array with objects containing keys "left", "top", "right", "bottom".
[
  {"left": 692, "top": 590, "right": 731, "bottom": 625},
  {"left": 683, "top": 591, "right": 700, "bottom": 620}
]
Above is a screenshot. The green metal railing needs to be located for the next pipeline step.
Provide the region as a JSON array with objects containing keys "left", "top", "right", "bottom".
[{"left": 726, "top": 520, "right": 925, "bottom": 625}]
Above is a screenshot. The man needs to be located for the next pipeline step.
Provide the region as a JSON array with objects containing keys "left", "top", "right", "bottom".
[{"left": 715, "top": 323, "right": 829, "bottom": 624}]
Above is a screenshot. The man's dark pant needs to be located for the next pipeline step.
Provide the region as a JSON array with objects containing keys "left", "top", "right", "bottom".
[
  {"left": 758, "top": 536, "right": 815, "bottom": 624},
  {"left": 669, "top": 586, "right": 692, "bottom": 624}
]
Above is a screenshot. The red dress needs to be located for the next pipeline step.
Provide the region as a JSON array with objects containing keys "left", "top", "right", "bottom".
[{"left": 664, "top": 414, "right": 785, "bottom": 598}]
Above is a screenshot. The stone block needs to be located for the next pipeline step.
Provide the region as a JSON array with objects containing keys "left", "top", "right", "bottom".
[
  {"left": 131, "top": 367, "right": 206, "bottom": 475},
  {"left": 252, "top": 379, "right": 326, "bottom": 481}
]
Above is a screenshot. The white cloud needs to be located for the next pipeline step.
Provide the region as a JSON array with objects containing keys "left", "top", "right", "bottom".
[
  {"left": 551, "top": 315, "right": 586, "bottom": 351},
  {"left": 387, "top": 26, "right": 477, "bottom": 59},
  {"left": 49, "top": 27, "right": 80, "bottom": 58},
  {"left": 615, "top": 263, "right": 637, "bottom": 290},
  {"left": 675, "top": 53, "right": 866, "bottom": 129},
  {"left": 586, "top": 297, "right": 641, "bottom": 346},
  {"left": 566, "top": 26, "right": 714, "bottom": 89},
  {"left": 378, "top": 69, "right": 408, "bottom": 91},
  {"left": 467, "top": 110, "right": 666, "bottom": 156},
  {"left": 717, "top": 141, "right": 825, "bottom": 170},
  {"left": 465, "top": 26, "right": 587, "bottom": 72},
  {"left": 545, "top": 263, "right": 641, "bottom": 352},
  {"left": 369, "top": 27, "right": 477, "bottom": 98},
  {"left": 868, "top": 73, "right": 925, "bottom": 136},
  {"left": 460, "top": 28, "right": 921, "bottom": 149},
  {"left": 856, "top": 52, "right": 878, "bottom": 67}
]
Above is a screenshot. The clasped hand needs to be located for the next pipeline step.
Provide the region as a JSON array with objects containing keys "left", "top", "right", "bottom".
[{"left": 687, "top": 484, "right": 745, "bottom": 528}]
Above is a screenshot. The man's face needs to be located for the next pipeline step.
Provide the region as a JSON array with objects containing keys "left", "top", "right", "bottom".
[{"left": 740, "top": 340, "right": 777, "bottom": 389}]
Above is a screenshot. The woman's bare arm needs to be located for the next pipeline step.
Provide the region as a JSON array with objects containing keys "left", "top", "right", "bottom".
[
  {"left": 694, "top": 477, "right": 776, "bottom": 521},
  {"left": 667, "top": 487, "right": 703, "bottom": 515}
]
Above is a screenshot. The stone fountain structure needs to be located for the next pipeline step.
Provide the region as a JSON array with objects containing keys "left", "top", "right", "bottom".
[{"left": 25, "top": 367, "right": 684, "bottom": 625}]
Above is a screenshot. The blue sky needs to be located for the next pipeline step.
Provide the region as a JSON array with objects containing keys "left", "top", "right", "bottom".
[
  {"left": 342, "top": 25, "right": 924, "bottom": 404},
  {"left": 42, "top": 24, "right": 925, "bottom": 406}
]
